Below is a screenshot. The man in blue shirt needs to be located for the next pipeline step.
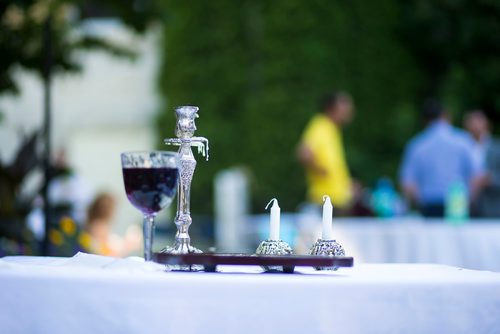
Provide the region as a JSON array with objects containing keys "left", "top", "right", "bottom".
[{"left": 399, "top": 100, "right": 479, "bottom": 217}]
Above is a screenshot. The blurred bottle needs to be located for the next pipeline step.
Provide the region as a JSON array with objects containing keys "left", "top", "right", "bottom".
[
  {"left": 445, "top": 181, "right": 469, "bottom": 224},
  {"left": 372, "top": 178, "right": 397, "bottom": 218}
]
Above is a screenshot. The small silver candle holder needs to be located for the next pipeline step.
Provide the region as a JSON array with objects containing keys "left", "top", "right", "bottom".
[
  {"left": 256, "top": 239, "right": 293, "bottom": 272},
  {"left": 310, "top": 238, "right": 345, "bottom": 271}
]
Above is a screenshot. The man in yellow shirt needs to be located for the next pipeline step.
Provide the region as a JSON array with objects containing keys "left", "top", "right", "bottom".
[{"left": 297, "top": 91, "right": 354, "bottom": 210}]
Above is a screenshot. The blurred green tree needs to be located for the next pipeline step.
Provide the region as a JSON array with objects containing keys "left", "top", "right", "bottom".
[
  {"left": 0, "top": 0, "right": 158, "bottom": 97},
  {"left": 157, "top": 0, "right": 419, "bottom": 213},
  {"left": 400, "top": 0, "right": 500, "bottom": 123},
  {"left": 0, "top": 0, "right": 158, "bottom": 252}
]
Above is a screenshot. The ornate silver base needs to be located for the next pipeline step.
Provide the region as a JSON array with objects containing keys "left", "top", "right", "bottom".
[
  {"left": 162, "top": 245, "right": 202, "bottom": 254},
  {"left": 161, "top": 245, "right": 203, "bottom": 271},
  {"left": 255, "top": 239, "right": 293, "bottom": 272},
  {"left": 310, "top": 238, "right": 345, "bottom": 271}
]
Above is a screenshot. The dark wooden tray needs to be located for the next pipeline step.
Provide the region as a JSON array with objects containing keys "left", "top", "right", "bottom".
[{"left": 153, "top": 252, "right": 354, "bottom": 273}]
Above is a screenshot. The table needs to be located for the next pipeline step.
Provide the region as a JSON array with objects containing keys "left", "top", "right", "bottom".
[{"left": 1, "top": 253, "right": 499, "bottom": 334}]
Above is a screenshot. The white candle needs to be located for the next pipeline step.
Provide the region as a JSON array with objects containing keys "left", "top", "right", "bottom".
[
  {"left": 265, "top": 198, "right": 280, "bottom": 240},
  {"left": 322, "top": 195, "right": 333, "bottom": 239}
]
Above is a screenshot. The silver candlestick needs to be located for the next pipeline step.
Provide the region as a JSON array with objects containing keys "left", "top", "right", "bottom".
[{"left": 162, "top": 106, "right": 209, "bottom": 256}]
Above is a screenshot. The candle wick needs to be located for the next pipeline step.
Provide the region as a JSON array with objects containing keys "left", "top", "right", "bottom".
[
  {"left": 265, "top": 198, "right": 277, "bottom": 210},
  {"left": 323, "top": 195, "right": 330, "bottom": 203}
]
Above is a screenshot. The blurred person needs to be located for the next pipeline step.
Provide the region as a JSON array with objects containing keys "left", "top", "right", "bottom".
[
  {"left": 85, "top": 192, "right": 141, "bottom": 257},
  {"left": 463, "top": 111, "right": 490, "bottom": 171},
  {"left": 371, "top": 177, "right": 405, "bottom": 218},
  {"left": 297, "top": 91, "right": 354, "bottom": 213},
  {"left": 399, "top": 99, "right": 479, "bottom": 218},
  {"left": 350, "top": 179, "right": 374, "bottom": 217},
  {"left": 25, "top": 149, "right": 91, "bottom": 241},
  {"left": 464, "top": 111, "right": 500, "bottom": 217}
]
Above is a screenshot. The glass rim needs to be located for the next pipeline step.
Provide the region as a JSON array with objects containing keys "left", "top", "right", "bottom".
[
  {"left": 121, "top": 150, "right": 180, "bottom": 169},
  {"left": 121, "top": 150, "right": 179, "bottom": 157}
]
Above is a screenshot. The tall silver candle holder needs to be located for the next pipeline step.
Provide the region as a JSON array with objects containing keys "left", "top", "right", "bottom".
[{"left": 162, "top": 106, "right": 209, "bottom": 256}]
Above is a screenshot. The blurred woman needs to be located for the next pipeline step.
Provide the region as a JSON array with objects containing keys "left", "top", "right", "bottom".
[{"left": 85, "top": 193, "right": 141, "bottom": 257}]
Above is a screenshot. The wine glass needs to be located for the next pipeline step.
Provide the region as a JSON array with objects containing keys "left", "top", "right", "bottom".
[{"left": 121, "top": 151, "right": 180, "bottom": 261}]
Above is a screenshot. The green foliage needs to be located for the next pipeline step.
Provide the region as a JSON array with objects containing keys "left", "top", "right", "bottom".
[
  {"left": 157, "top": 0, "right": 419, "bottom": 213},
  {"left": 0, "top": 0, "right": 158, "bottom": 96},
  {"left": 400, "top": 0, "right": 500, "bottom": 123}
]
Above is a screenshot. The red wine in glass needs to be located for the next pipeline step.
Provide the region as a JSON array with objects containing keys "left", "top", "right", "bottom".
[{"left": 123, "top": 167, "right": 179, "bottom": 215}]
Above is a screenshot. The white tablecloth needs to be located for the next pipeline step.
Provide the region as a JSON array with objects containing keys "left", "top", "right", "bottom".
[{"left": 1, "top": 253, "right": 499, "bottom": 334}]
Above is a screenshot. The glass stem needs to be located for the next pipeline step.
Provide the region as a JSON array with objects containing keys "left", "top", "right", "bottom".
[{"left": 143, "top": 214, "right": 156, "bottom": 261}]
